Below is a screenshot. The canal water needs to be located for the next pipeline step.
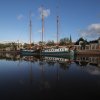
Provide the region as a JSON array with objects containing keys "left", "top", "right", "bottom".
[{"left": 0, "top": 53, "right": 100, "bottom": 99}]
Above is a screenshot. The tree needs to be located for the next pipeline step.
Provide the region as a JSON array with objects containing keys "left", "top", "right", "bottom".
[
  {"left": 75, "top": 37, "right": 84, "bottom": 45},
  {"left": 23, "top": 43, "right": 29, "bottom": 48},
  {"left": 46, "top": 40, "right": 55, "bottom": 46},
  {"left": 69, "top": 35, "right": 72, "bottom": 43},
  {"left": 11, "top": 42, "right": 17, "bottom": 50},
  {"left": 75, "top": 37, "right": 88, "bottom": 44},
  {"left": 38, "top": 41, "right": 46, "bottom": 46},
  {"left": 0, "top": 43, "right": 12, "bottom": 49},
  {"left": 59, "top": 37, "right": 70, "bottom": 46},
  {"left": 31, "top": 42, "right": 34, "bottom": 47},
  {"left": 75, "top": 37, "right": 89, "bottom": 50},
  {"left": 0, "top": 43, "right": 5, "bottom": 49}
]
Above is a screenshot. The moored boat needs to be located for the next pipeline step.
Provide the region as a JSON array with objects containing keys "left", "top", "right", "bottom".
[
  {"left": 20, "top": 49, "right": 37, "bottom": 56},
  {"left": 41, "top": 47, "right": 74, "bottom": 57}
]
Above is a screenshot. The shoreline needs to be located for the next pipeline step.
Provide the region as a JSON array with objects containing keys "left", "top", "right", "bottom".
[
  {"left": 76, "top": 50, "right": 100, "bottom": 55},
  {"left": 0, "top": 50, "right": 100, "bottom": 56},
  {"left": 0, "top": 50, "right": 20, "bottom": 53}
]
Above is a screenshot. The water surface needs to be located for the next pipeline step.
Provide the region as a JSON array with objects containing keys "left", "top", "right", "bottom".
[{"left": 0, "top": 53, "right": 100, "bottom": 99}]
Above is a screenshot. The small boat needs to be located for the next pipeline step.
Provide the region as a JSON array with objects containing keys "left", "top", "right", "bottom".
[{"left": 20, "top": 49, "right": 37, "bottom": 56}]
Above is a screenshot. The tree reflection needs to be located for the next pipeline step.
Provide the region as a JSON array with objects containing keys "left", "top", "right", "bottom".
[
  {"left": 59, "top": 63, "right": 70, "bottom": 70},
  {"left": 0, "top": 53, "right": 20, "bottom": 61}
]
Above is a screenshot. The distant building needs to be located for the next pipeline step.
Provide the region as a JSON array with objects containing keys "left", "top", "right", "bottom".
[
  {"left": 74, "top": 37, "right": 100, "bottom": 50},
  {"left": 89, "top": 38, "right": 100, "bottom": 50}
]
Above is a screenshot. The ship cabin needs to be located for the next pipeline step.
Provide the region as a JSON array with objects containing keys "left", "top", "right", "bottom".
[{"left": 42, "top": 47, "right": 69, "bottom": 53}]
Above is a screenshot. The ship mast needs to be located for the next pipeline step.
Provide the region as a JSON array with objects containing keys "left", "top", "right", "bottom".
[
  {"left": 41, "top": 6, "right": 44, "bottom": 47},
  {"left": 57, "top": 15, "right": 59, "bottom": 46},
  {"left": 29, "top": 12, "right": 32, "bottom": 49},
  {"left": 56, "top": 1, "right": 59, "bottom": 47}
]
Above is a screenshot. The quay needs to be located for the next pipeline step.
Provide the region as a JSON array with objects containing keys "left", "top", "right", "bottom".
[
  {"left": 76, "top": 50, "right": 100, "bottom": 55},
  {"left": 0, "top": 50, "right": 20, "bottom": 54}
]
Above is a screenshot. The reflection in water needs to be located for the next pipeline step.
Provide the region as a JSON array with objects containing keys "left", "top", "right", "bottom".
[
  {"left": 0, "top": 52, "right": 20, "bottom": 61},
  {"left": 74, "top": 55, "right": 100, "bottom": 75},
  {"left": 75, "top": 55, "right": 100, "bottom": 67},
  {"left": 0, "top": 53, "right": 100, "bottom": 99}
]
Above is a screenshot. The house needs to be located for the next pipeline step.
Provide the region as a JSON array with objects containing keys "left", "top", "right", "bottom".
[{"left": 74, "top": 37, "right": 100, "bottom": 50}]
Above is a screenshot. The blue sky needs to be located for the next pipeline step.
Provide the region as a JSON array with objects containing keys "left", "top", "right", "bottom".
[{"left": 0, "top": 0, "right": 100, "bottom": 43}]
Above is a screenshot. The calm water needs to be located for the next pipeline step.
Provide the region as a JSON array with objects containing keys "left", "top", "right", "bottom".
[{"left": 0, "top": 53, "right": 100, "bottom": 99}]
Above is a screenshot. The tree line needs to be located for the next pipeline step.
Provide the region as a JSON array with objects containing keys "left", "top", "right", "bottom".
[{"left": 0, "top": 37, "right": 72, "bottom": 50}]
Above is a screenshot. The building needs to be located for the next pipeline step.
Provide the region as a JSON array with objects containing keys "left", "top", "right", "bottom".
[{"left": 74, "top": 37, "right": 100, "bottom": 50}]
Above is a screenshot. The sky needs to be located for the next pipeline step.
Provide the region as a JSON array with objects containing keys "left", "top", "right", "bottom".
[{"left": 0, "top": 0, "right": 100, "bottom": 44}]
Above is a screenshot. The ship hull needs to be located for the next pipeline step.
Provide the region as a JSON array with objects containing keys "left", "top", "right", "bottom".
[
  {"left": 20, "top": 49, "right": 37, "bottom": 56},
  {"left": 41, "top": 51, "right": 72, "bottom": 56}
]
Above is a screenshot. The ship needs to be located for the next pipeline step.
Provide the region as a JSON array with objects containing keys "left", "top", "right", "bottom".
[{"left": 40, "top": 6, "right": 74, "bottom": 57}]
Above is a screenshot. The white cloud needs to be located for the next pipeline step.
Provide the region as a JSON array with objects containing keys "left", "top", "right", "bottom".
[
  {"left": 79, "top": 23, "right": 100, "bottom": 39},
  {"left": 38, "top": 7, "right": 50, "bottom": 18},
  {"left": 85, "top": 66, "right": 100, "bottom": 75},
  {"left": 17, "top": 14, "right": 24, "bottom": 20}
]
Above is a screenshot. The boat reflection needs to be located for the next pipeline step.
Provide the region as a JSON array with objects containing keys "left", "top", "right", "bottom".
[
  {"left": 0, "top": 53, "right": 100, "bottom": 68},
  {"left": 20, "top": 55, "right": 74, "bottom": 69},
  {"left": 18, "top": 55, "right": 73, "bottom": 91}
]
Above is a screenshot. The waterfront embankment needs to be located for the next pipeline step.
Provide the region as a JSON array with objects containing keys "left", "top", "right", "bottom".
[
  {"left": 1, "top": 50, "right": 100, "bottom": 56},
  {"left": 0, "top": 50, "right": 20, "bottom": 54},
  {"left": 77, "top": 50, "right": 100, "bottom": 55}
]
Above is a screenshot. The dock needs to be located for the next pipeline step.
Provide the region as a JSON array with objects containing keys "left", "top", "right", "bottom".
[
  {"left": 76, "top": 50, "right": 100, "bottom": 55},
  {"left": 0, "top": 50, "right": 20, "bottom": 54}
]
